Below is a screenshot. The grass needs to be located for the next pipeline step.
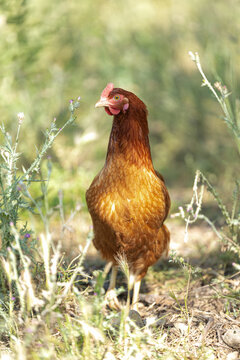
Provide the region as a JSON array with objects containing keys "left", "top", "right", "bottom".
[
  {"left": 0, "top": 57, "right": 239, "bottom": 359},
  {"left": 1, "top": 223, "right": 239, "bottom": 360}
]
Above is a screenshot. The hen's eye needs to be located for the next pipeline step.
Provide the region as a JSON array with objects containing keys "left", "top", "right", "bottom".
[{"left": 113, "top": 95, "right": 120, "bottom": 101}]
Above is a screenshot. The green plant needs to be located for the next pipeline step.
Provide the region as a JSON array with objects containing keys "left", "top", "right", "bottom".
[
  {"left": 173, "top": 53, "right": 240, "bottom": 256},
  {"left": 0, "top": 98, "right": 80, "bottom": 253},
  {"left": 189, "top": 52, "right": 240, "bottom": 156}
]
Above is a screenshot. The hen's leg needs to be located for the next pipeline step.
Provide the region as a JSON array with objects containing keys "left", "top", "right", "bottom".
[
  {"left": 103, "top": 261, "right": 113, "bottom": 276},
  {"left": 105, "top": 265, "right": 121, "bottom": 310},
  {"left": 108, "top": 265, "right": 118, "bottom": 290},
  {"left": 131, "top": 279, "right": 141, "bottom": 311}
]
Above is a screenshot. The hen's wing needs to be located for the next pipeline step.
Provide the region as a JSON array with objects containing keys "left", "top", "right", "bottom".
[{"left": 155, "top": 170, "right": 171, "bottom": 222}]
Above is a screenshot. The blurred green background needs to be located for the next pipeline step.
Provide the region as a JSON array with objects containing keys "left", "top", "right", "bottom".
[{"left": 0, "top": 0, "right": 239, "bottom": 210}]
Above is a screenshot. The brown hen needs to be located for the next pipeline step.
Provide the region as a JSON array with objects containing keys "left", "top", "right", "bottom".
[{"left": 86, "top": 83, "right": 170, "bottom": 310}]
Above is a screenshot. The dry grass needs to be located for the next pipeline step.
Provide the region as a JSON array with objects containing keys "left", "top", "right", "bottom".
[{"left": 1, "top": 211, "right": 239, "bottom": 360}]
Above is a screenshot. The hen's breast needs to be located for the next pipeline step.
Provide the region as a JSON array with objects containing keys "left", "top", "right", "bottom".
[{"left": 86, "top": 158, "right": 168, "bottom": 237}]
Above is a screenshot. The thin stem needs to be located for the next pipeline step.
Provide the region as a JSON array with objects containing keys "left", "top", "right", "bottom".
[
  {"left": 198, "top": 171, "right": 231, "bottom": 226},
  {"left": 190, "top": 52, "right": 232, "bottom": 121},
  {"left": 41, "top": 231, "right": 92, "bottom": 316},
  {"left": 197, "top": 214, "right": 224, "bottom": 242},
  {"left": 7, "top": 122, "right": 22, "bottom": 191},
  {"left": 189, "top": 51, "right": 240, "bottom": 155},
  {"left": 20, "top": 111, "right": 76, "bottom": 182}
]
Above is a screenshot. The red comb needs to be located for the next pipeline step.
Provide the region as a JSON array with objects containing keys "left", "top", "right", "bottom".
[{"left": 101, "top": 83, "right": 114, "bottom": 98}]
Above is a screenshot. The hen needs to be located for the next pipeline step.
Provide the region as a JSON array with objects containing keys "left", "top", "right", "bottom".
[{"left": 86, "top": 83, "right": 170, "bottom": 310}]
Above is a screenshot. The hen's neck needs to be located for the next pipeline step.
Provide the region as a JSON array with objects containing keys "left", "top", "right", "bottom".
[{"left": 106, "top": 110, "right": 154, "bottom": 170}]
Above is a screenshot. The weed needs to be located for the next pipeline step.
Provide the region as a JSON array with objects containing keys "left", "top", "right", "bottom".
[
  {"left": 173, "top": 53, "right": 240, "bottom": 257},
  {"left": 0, "top": 99, "right": 80, "bottom": 253}
]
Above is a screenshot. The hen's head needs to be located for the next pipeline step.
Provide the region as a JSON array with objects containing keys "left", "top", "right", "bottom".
[{"left": 95, "top": 83, "right": 146, "bottom": 117}]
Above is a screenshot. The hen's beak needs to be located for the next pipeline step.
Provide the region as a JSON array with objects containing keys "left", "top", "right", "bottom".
[{"left": 95, "top": 97, "right": 109, "bottom": 108}]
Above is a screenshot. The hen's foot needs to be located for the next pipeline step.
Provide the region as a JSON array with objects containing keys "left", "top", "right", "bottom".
[{"left": 104, "top": 289, "right": 122, "bottom": 311}]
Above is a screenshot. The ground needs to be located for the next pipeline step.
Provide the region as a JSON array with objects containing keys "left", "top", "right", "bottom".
[
  {"left": 58, "top": 215, "right": 240, "bottom": 359},
  {"left": 2, "top": 206, "right": 238, "bottom": 359}
]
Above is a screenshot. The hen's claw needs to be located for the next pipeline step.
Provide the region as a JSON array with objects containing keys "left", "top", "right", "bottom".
[{"left": 105, "top": 289, "right": 122, "bottom": 311}]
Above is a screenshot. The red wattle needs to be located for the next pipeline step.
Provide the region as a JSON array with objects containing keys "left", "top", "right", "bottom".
[
  {"left": 105, "top": 107, "right": 112, "bottom": 115},
  {"left": 109, "top": 107, "right": 120, "bottom": 115},
  {"left": 104, "top": 107, "right": 120, "bottom": 116}
]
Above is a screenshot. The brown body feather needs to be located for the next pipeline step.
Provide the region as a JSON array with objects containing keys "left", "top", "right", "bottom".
[{"left": 86, "top": 88, "right": 170, "bottom": 280}]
